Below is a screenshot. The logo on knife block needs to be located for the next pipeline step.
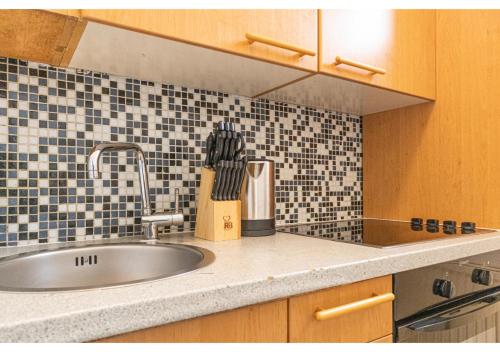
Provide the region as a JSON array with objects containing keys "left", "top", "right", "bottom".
[{"left": 223, "top": 216, "right": 233, "bottom": 230}]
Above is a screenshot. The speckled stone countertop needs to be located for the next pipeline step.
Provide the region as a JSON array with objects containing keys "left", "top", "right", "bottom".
[{"left": 1, "top": 229, "right": 500, "bottom": 342}]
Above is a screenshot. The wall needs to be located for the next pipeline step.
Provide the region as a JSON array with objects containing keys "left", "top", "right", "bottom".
[
  {"left": 364, "top": 10, "right": 500, "bottom": 227},
  {"left": 0, "top": 57, "right": 362, "bottom": 247}
]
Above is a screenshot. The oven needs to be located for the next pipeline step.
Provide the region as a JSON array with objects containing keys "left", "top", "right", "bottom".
[{"left": 394, "top": 250, "right": 500, "bottom": 342}]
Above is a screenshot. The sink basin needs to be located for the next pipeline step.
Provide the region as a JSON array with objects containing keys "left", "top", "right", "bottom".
[{"left": 0, "top": 242, "right": 215, "bottom": 292}]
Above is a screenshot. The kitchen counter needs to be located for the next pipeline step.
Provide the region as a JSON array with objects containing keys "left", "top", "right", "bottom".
[{"left": 1, "top": 229, "right": 500, "bottom": 342}]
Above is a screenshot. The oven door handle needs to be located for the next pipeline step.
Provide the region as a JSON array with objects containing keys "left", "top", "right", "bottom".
[{"left": 407, "top": 290, "right": 500, "bottom": 332}]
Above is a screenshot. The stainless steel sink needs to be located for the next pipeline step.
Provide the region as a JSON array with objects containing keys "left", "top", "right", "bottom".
[{"left": 0, "top": 242, "right": 215, "bottom": 292}]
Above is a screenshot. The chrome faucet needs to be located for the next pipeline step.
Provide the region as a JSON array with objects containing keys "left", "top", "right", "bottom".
[{"left": 87, "top": 142, "right": 184, "bottom": 239}]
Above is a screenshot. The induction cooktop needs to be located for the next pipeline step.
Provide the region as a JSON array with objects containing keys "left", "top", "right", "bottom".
[{"left": 278, "top": 218, "right": 496, "bottom": 248}]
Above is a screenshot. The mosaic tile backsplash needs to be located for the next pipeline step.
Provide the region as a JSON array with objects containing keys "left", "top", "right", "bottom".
[{"left": 0, "top": 57, "right": 363, "bottom": 247}]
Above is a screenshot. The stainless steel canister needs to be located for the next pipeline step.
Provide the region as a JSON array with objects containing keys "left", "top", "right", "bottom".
[{"left": 241, "top": 158, "right": 275, "bottom": 236}]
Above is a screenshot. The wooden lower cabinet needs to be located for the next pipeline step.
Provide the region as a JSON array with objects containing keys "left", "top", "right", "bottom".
[
  {"left": 289, "top": 275, "right": 393, "bottom": 342},
  {"left": 98, "top": 299, "right": 288, "bottom": 343},
  {"left": 97, "top": 275, "right": 393, "bottom": 343}
]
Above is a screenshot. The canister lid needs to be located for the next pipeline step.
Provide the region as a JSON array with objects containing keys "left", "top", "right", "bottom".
[{"left": 247, "top": 157, "right": 274, "bottom": 163}]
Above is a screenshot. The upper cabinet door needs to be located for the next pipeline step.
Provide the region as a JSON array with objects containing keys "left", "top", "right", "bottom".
[
  {"left": 80, "top": 10, "right": 318, "bottom": 72},
  {"left": 319, "top": 10, "right": 436, "bottom": 99}
]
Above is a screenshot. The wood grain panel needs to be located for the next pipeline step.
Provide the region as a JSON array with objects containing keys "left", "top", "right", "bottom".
[
  {"left": 46, "top": 9, "right": 82, "bottom": 18},
  {"left": 288, "top": 275, "right": 393, "bottom": 342},
  {"left": 0, "top": 10, "right": 81, "bottom": 66},
  {"left": 59, "top": 18, "right": 87, "bottom": 67},
  {"left": 80, "top": 10, "right": 317, "bottom": 72},
  {"left": 320, "top": 10, "right": 436, "bottom": 99},
  {"left": 97, "top": 299, "right": 287, "bottom": 342},
  {"left": 364, "top": 10, "right": 500, "bottom": 228},
  {"left": 371, "top": 334, "right": 393, "bottom": 343}
]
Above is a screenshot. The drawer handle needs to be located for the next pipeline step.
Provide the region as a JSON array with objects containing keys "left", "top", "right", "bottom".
[
  {"left": 245, "top": 32, "right": 316, "bottom": 57},
  {"left": 315, "top": 293, "right": 395, "bottom": 321},
  {"left": 334, "top": 56, "right": 386, "bottom": 75}
]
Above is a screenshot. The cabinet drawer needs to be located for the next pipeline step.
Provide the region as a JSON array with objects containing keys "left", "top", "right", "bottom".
[
  {"left": 97, "top": 299, "right": 287, "bottom": 342},
  {"left": 289, "top": 275, "right": 393, "bottom": 342},
  {"left": 80, "top": 10, "right": 317, "bottom": 72}
]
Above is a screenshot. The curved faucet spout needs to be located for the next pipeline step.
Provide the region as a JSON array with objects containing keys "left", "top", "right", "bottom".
[{"left": 87, "top": 143, "right": 152, "bottom": 216}]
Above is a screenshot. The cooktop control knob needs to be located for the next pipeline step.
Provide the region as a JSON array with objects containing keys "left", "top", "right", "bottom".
[
  {"left": 471, "top": 268, "right": 493, "bottom": 286},
  {"left": 411, "top": 218, "right": 423, "bottom": 231},
  {"left": 443, "top": 220, "right": 457, "bottom": 235},
  {"left": 411, "top": 218, "right": 423, "bottom": 226},
  {"left": 426, "top": 219, "right": 440, "bottom": 233},
  {"left": 461, "top": 222, "right": 476, "bottom": 234},
  {"left": 433, "top": 279, "right": 456, "bottom": 298}
]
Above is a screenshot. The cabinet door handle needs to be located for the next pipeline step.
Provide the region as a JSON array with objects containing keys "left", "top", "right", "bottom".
[
  {"left": 315, "top": 292, "right": 395, "bottom": 321},
  {"left": 334, "top": 56, "right": 386, "bottom": 75},
  {"left": 245, "top": 32, "right": 316, "bottom": 57}
]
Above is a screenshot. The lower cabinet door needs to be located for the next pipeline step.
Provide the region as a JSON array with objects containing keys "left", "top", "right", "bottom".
[
  {"left": 97, "top": 299, "right": 287, "bottom": 342},
  {"left": 288, "top": 275, "right": 393, "bottom": 342}
]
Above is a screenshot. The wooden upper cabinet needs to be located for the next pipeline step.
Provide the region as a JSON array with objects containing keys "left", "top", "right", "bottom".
[
  {"left": 319, "top": 10, "right": 436, "bottom": 99},
  {"left": 0, "top": 10, "right": 85, "bottom": 67},
  {"left": 80, "top": 10, "right": 318, "bottom": 72}
]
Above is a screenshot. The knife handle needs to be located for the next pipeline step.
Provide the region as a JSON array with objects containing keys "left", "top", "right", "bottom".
[
  {"left": 235, "top": 157, "right": 248, "bottom": 199},
  {"left": 211, "top": 161, "right": 224, "bottom": 200},
  {"left": 222, "top": 130, "right": 231, "bottom": 161},
  {"left": 204, "top": 132, "right": 214, "bottom": 168},
  {"left": 229, "top": 161, "right": 242, "bottom": 200},
  {"left": 223, "top": 161, "right": 236, "bottom": 200},
  {"left": 228, "top": 131, "right": 237, "bottom": 161},
  {"left": 212, "top": 130, "right": 225, "bottom": 165},
  {"left": 234, "top": 132, "right": 246, "bottom": 159},
  {"left": 216, "top": 161, "right": 229, "bottom": 201},
  {"left": 217, "top": 121, "right": 225, "bottom": 131}
]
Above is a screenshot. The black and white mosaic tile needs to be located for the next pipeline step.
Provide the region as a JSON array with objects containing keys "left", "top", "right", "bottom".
[{"left": 0, "top": 57, "right": 363, "bottom": 247}]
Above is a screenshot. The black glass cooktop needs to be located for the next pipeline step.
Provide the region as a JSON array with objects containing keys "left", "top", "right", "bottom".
[{"left": 279, "top": 219, "right": 495, "bottom": 248}]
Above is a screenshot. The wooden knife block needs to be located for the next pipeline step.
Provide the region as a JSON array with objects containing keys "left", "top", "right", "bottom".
[{"left": 195, "top": 167, "right": 241, "bottom": 241}]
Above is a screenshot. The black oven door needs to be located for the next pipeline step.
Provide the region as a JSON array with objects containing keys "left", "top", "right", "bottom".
[{"left": 396, "top": 286, "right": 500, "bottom": 343}]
